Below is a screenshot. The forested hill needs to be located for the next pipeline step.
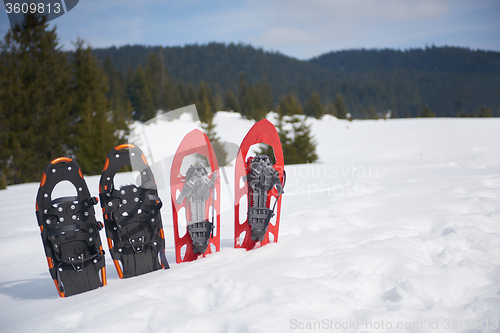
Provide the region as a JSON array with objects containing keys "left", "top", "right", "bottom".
[
  {"left": 92, "top": 43, "right": 500, "bottom": 118},
  {"left": 310, "top": 47, "right": 500, "bottom": 74}
]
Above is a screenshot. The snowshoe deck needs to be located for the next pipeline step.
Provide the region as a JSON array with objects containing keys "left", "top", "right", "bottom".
[
  {"left": 35, "top": 157, "right": 106, "bottom": 297},
  {"left": 170, "top": 129, "right": 220, "bottom": 263},
  {"left": 99, "top": 144, "right": 169, "bottom": 279},
  {"left": 234, "top": 119, "right": 285, "bottom": 250}
]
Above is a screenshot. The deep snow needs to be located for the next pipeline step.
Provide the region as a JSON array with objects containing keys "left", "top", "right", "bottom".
[{"left": 1, "top": 110, "right": 499, "bottom": 333}]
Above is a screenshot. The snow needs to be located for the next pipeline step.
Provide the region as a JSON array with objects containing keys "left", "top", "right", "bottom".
[{"left": 1, "top": 110, "right": 500, "bottom": 333}]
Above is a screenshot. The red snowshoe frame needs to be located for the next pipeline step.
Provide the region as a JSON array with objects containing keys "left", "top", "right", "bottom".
[
  {"left": 234, "top": 119, "right": 285, "bottom": 250},
  {"left": 170, "top": 129, "right": 220, "bottom": 263}
]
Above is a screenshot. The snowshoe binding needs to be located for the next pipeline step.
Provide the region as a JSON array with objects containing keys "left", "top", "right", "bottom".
[
  {"left": 176, "top": 165, "right": 217, "bottom": 256},
  {"left": 245, "top": 154, "right": 284, "bottom": 242},
  {"left": 99, "top": 144, "right": 169, "bottom": 279},
  {"left": 36, "top": 157, "right": 106, "bottom": 297}
]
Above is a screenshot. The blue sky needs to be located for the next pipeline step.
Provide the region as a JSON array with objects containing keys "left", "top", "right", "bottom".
[{"left": 1, "top": 0, "right": 499, "bottom": 59}]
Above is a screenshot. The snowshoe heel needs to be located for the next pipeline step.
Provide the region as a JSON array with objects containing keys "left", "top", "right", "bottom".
[
  {"left": 187, "top": 220, "right": 213, "bottom": 254},
  {"left": 248, "top": 206, "right": 274, "bottom": 242},
  {"left": 36, "top": 157, "right": 106, "bottom": 297}
]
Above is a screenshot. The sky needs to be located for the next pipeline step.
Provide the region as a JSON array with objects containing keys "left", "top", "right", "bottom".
[{"left": 1, "top": 0, "right": 499, "bottom": 60}]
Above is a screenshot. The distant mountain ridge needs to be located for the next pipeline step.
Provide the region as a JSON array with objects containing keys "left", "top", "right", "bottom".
[
  {"left": 310, "top": 47, "right": 500, "bottom": 74},
  {"left": 92, "top": 43, "right": 500, "bottom": 117}
]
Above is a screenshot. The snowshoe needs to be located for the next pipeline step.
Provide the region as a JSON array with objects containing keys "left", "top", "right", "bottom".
[
  {"left": 235, "top": 119, "right": 286, "bottom": 250},
  {"left": 99, "top": 144, "right": 169, "bottom": 279},
  {"left": 171, "top": 129, "right": 220, "bottom": 263},
  {"left": 35, "top": 157, "right": 106, "bottom": 297}
]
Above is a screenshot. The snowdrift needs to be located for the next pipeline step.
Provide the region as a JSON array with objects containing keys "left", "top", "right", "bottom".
[{"left": 1, "top": 112, "right": 499, "bottom": 333}]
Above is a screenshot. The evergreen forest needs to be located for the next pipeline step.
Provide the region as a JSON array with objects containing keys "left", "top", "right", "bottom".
[
  {"left": 93, "top": 43, "right": 500, "bottom": 119},
  {"left": 1, "top": 13, "right": 499, "bottom": 188}
]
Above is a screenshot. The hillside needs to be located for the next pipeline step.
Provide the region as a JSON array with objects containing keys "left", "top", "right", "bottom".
[
  {"left": 92, "top": 44, "right": 500, "bottom": 118},
  {"left": 1, "top": 113, "right": 499, "bottom": 332}
]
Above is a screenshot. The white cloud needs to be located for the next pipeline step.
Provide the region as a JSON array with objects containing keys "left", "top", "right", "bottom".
[
  {"left": 260, "top": 26, "right": 316, "bottom": 46},
  {"left": 256, "top": 0, "right": 449, "bottom": 22},
  {"left": 244, "top": 0, "right": 453, "bottom": 58}
]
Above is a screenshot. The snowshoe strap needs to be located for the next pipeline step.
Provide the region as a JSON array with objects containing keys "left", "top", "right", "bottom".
[
  {"left": 49, "top": 196, "right": 79, "bottom": 205},
  {"left": 47, "top": 223, "right": 102, "bottom": 257},
  {"left": 48, "top": 221, "right": 105, "bottom": 293},
  {"left": 103, "top": 185, "right": 164, "bottom": 256}
]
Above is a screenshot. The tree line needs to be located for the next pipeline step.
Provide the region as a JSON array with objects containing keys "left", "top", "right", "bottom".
[
  {"left": 0, "top": 14, "right": 124, "bottom": 188},
  {"left": 93, "top": 43, "right": 500, "bottom": 118},
  {"left": 3, "top": 14, "right": 497, "bottom": 188},
  {"left": 0, "top": 14, "right": 319, "bottom": 189}
]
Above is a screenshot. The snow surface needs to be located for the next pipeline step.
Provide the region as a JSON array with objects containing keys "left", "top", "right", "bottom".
[{"left": 1, "top": 111, "right": 500, "bottom": 333}]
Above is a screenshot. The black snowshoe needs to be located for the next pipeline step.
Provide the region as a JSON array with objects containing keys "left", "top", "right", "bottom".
[
  {"left": 99, "top": 144, "right": 169, "bottom": 279},
  {"left": 36, "top": 157, "right": 106, "bottom": 297}
]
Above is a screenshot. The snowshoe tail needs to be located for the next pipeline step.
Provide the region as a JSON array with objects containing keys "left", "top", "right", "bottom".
[
  {"left": 170, "top": 129, "right": 220, "bottom": 263},
  {"left": 100, "top": 144, "right": 169, "bottom": 279},
  {"left": 234, "top": 119, "right": 285, "bottom": 250},
  {"left": 36, "top": 157, "right": 106, "bottom": 297}
]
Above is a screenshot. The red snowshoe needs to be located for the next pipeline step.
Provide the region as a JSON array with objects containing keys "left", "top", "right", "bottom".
[
  {"left": 170, "top": 129, "right": 220, "bottom": 263},
  {"left": 234, "top": 119, "right": 285, "bottom": 250}
]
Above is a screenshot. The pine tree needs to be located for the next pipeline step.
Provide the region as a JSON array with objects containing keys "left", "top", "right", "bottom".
[
  {"left": 476, "top": 105, "right": 492, "bottom": 117},
  {"left": 0, "top": 173, "right": 6, "bottom": 190},
  {"left": 237, "top": 73, "right": 273, "bottom": 120},
  {"left": 238, "top": 72, "right": 247, "bottom": 104},
  {"left": 170, "top": 80, "right": 187, "bottom": 109},
  {"left": 335, "top": 93, "right": 347, "bottom": 119},
  {"left": 282, "top": 114, "right": 318, "bottom": 164},
  {"left": 214, "top": 92, "right": 224, "bottom": 112},
  {"left": 224, "top": 90, "right": 240, "bottom": 112},
  {"left": 278, "top": 92, "right": 303, "bottom": 116},
  {"left": 146, "top": 50, "right": 170, "bottom": 111},
  {"left": 238, "top": 72, "right": 250, "bottom": 117},
  {"left": 102, "top": 56, "right": 131, "bottom": 133},
  {"left": 240, "top": 88, "right": 253, "bottom": 119},
  {"left": 71, "top": 38, "right": 120, "bottom": 175},
  {"left": 266, "top": 94, "right": 318, "bottom": 165},
  {"left": 186, "top": 84, "right": 197, "bottom": 106},
  {"left": 127, "top": 64, "right": 155, "bottom": 121},
  {"left": 325, "top": 102, "right": 338, "bottom": 117},
  {"left": 196, "top": 82, "right": 216, "bottom": 123},
  {"left": 418, "top": 105, "right": 435, "bottom": 117},
  {"left": 304, "top": 92, "right": 324, "bottom": 119},
  {"left": 457, "top": 110, "right": 474, "bottom": 118},
  {"left": 363, "top": 105, "right": 378, "bottom": 120},
  {"left": 196, "top": 83, "right": 227, "bottom": 165},
  {"left": 254, "top": 74, "right": 273, "bottom": 119},
  {"left": 0, "top": 13, "right": 72, "bottom": 184}
]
